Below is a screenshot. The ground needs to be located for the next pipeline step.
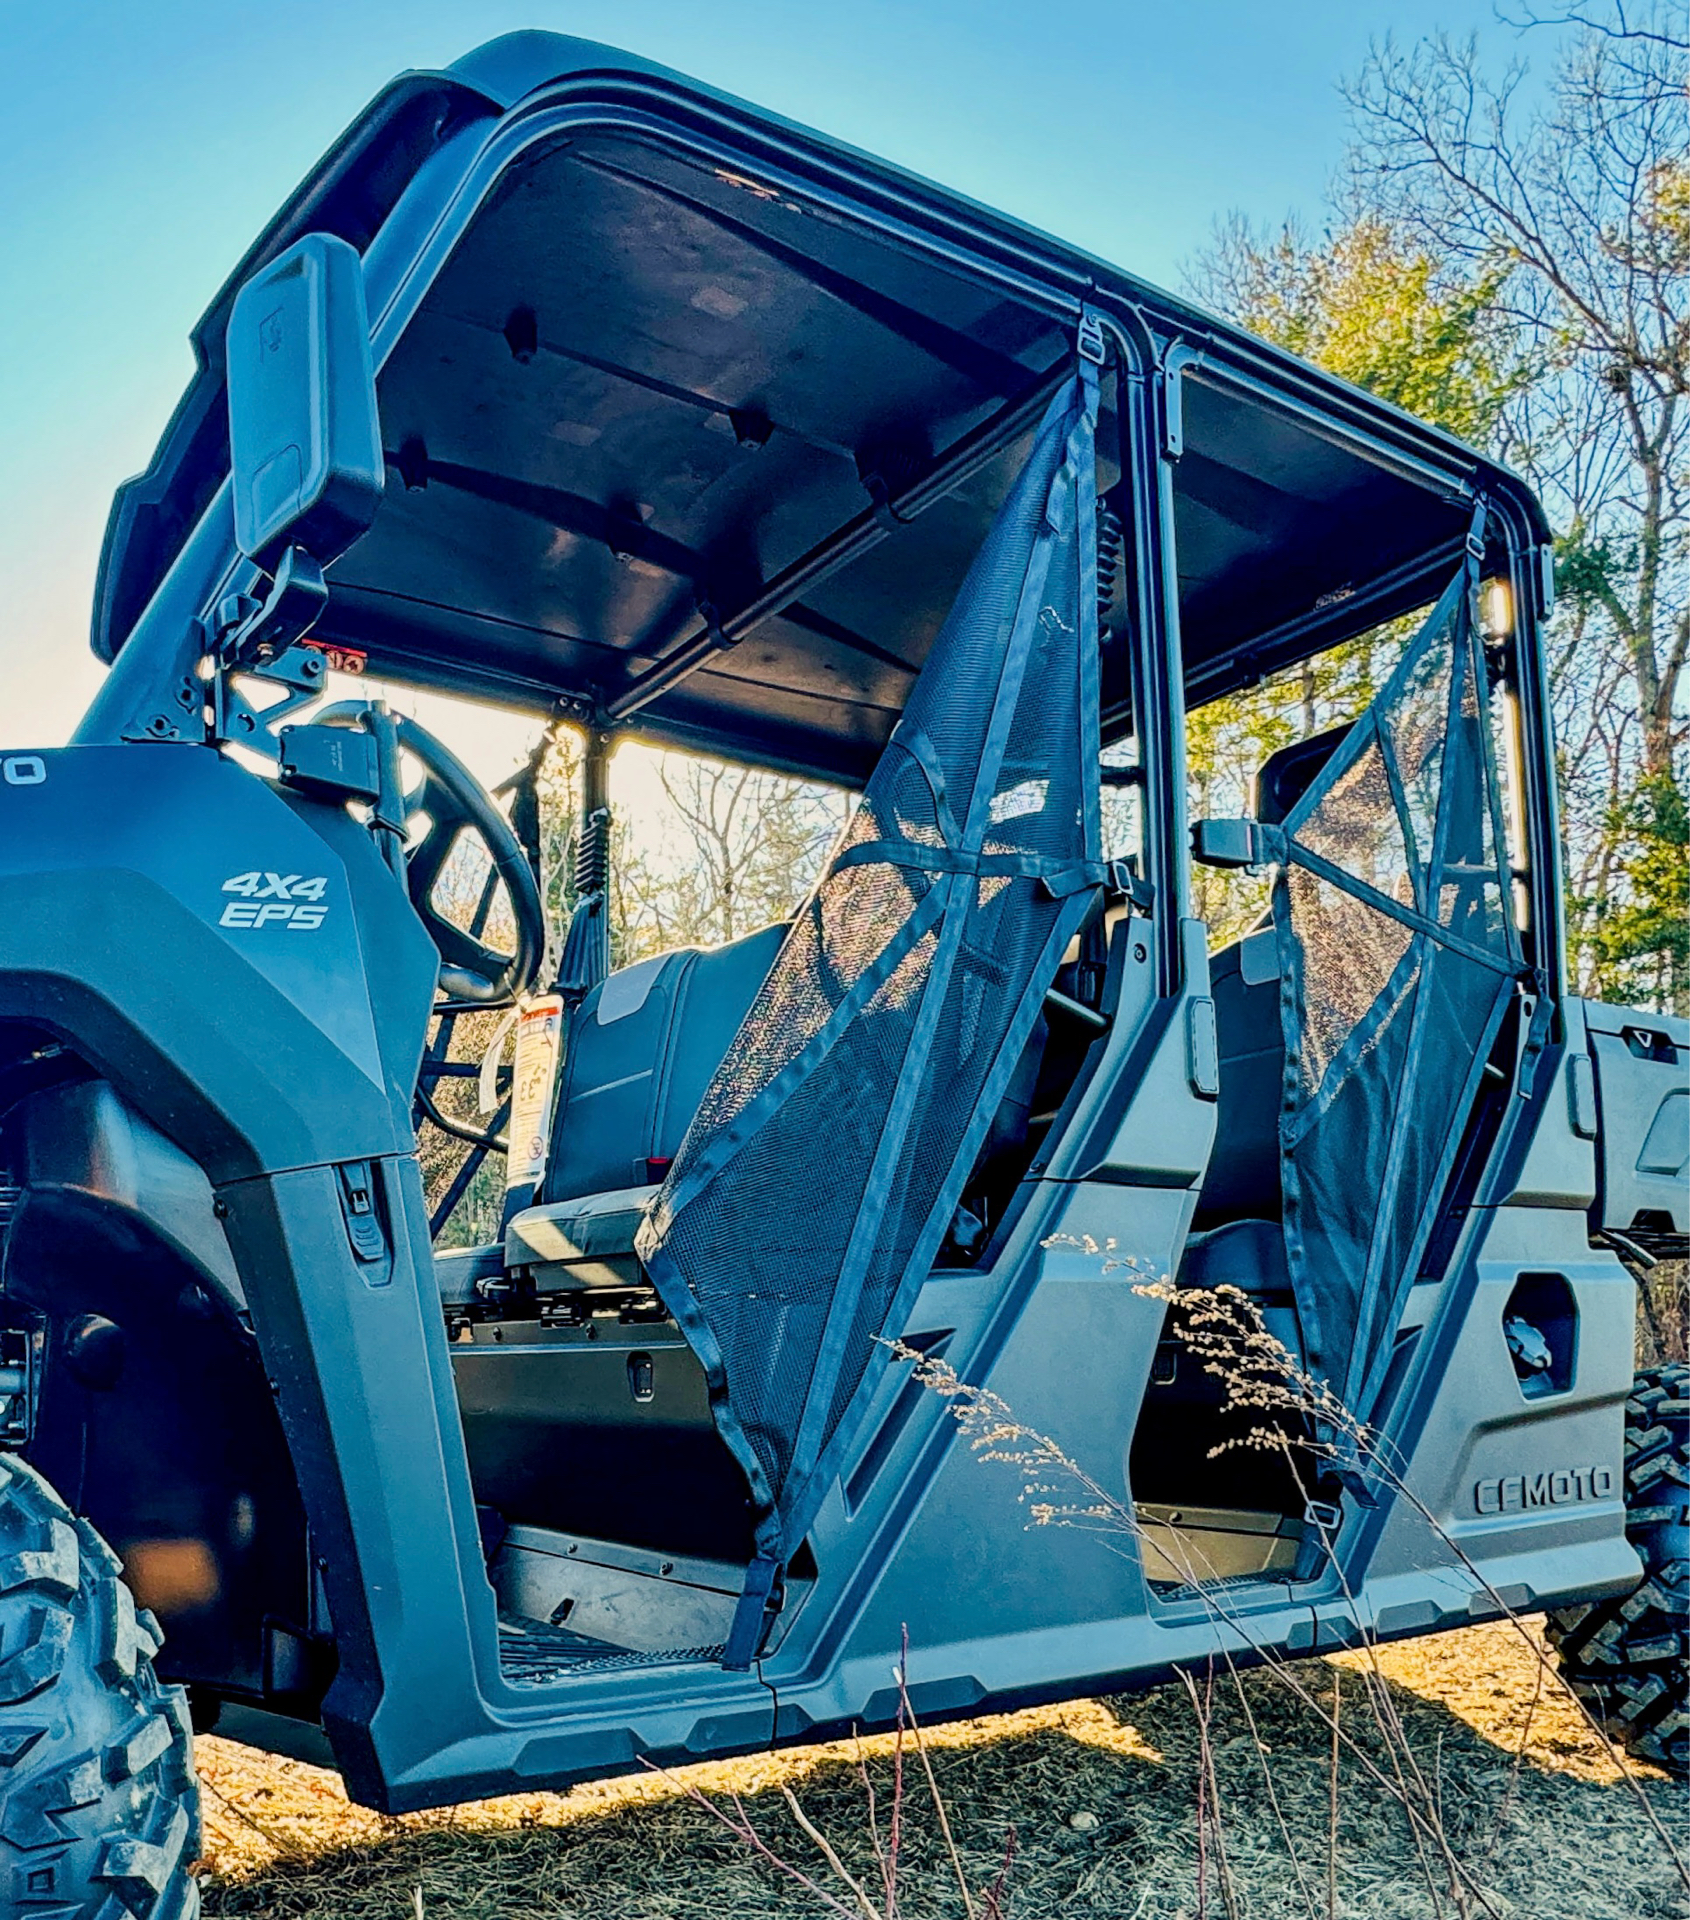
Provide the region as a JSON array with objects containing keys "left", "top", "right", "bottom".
[{"left": 194, "top": 1619, "right": 1686, "bottom": 1919}]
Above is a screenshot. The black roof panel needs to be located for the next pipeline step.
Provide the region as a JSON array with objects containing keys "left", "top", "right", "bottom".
[{"left": 93, "top": 33, "right": 1548, "bottom": 781}]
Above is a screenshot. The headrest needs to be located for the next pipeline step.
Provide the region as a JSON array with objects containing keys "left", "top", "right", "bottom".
[{"left": 1251, "top": 722, "right": 1352, "bottom": 826}]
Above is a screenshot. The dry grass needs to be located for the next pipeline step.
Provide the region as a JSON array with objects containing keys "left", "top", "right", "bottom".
[
  {"left": 196, "top": 1288, "right": 1688, "bottom": 1916},
  {"left": 196, "top": 1618, "right": 1685, "bottom": 1919}
]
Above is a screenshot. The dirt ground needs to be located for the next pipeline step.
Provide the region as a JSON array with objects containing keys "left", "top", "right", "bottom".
[{"left": 194, "top": 1618, "right": 1687, "bottom": 1920}]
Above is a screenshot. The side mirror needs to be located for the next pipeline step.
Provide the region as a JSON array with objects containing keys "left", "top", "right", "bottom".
[
  {"left": 226, "top": 233, "right": 384, "bottom": 573},
  {"left": 1191, "top": 817, "right": 1269, "bottom": 871}
]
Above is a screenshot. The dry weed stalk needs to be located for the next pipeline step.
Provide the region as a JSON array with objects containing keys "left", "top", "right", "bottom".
[
  {"left": 197, "top": 1769, "right": 312, "bottom": 1866},
  {"left": 643, "top": 1252, "right": 1680, "bottom": 1919},
  {"left": 641, "top": 1626, "right": 1015, "bottom": 1919},
  {"left": 1178, "top": 1664, "right": 1240, "bottom": 1920},
  {"left": 884, "top": 1243, "right": 1689, "bottom": 1917},
  {"left": 1326, "top": 1668, "right": 1340, "bottom": 1920}
]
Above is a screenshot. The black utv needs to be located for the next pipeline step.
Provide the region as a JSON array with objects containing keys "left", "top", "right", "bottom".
[{"left": 0, "top": 33, "right": 1684, "bottom": 1918}]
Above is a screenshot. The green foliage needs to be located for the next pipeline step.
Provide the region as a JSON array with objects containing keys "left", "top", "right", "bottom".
[
  {"left": 1340, "top": 10, "right": 1689, "bottom": 1007},
  {"left": 1196, "top": 216, "right": 1527, "bottom": 444},
  {"left": 1194, "top": 202, "right": 1690, "bottom": 1015},
  {"left": 1183, "top": 215, "right": 1529, "bottom": 947},
  {"left": 1554, "top": 529, "right": 1632, "bottom": 614},
  {"left": 1187, "top": 621, "right": 1413, "bottom": 945},
  {"left": 1577, "top": 772, "right": 1690, "bottom": 1011}
]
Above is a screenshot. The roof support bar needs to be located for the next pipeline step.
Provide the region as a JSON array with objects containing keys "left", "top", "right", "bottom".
[
  {"left": 1183, "top": 532, "right": 1472, "bottom": 710},
  {"left": 606, "top": 358, "right": 1073, "bottom": 723}
]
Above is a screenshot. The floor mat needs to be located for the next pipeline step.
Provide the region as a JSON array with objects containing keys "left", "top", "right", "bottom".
[{"left": 497, "top": 1613, "right": 723, "bottom": 1686}]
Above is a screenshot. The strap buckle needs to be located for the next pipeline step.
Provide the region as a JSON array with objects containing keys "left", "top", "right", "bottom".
[
  {"left": 1077, "top": 310, "right": 1107, "bottom": 367},
  {"left": 1108, "top": 859, "right": 1154, "bottom": 912}
]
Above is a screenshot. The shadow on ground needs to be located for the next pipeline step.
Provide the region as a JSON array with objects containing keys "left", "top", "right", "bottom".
[{"left": 197, "top": 1624, "right": 1686, "bottom": 1920}]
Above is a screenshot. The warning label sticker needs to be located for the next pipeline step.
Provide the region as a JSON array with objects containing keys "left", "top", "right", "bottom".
[{"left": 506, "top": 994, "right": 565, "bottom": 1187}]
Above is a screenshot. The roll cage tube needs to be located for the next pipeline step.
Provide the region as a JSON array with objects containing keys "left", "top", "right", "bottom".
[{"left": 1104, "top": 310, "right": 1192, "bottom": 992}]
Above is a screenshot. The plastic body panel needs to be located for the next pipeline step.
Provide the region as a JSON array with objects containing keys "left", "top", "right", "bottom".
[
  {"left": 0, "top": 747, "right": 780, "bottom": 1803},
  {"left": 1319, "top": 1005, "right": 1644, "bottom": 1650},
  {"left": 0, "top": 759, "right": 1639, "bottom": 1810},
  {"left": 1342, "top": 1205, "right": 1639, "bottom": 1646},
  {"left": 15, "top": 1079, "right": 246, "bottom": 1314},
  {"left": 1580, "top": 998, "right": 1689, "bottom": 1242},
  {"left": 449, "top": 1316, "right": 755, "bottom": 1561},
  {"left": 0, "top": 746, "right": 421, "bottom": 1180}
]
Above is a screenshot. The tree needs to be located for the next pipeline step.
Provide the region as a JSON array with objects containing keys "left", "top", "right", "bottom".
[
  {"left": 426, "top": 730, "right": 845, "bottom": 1243},
  {"left": 534, "top": 733, "right": 846, "bottom": 965},
  {"left": 1195, "top": 213, "right": 1525, "bottom": 446},
  {"left": 1189, "top": 217, "right": 1519, "bottom": 941},
  {"left": 1346, "top": 6, "right": 1688, "bottom": 784},
  {"left": 617, "top": 753, "right": 845, "bottom": 955},
  {"left": 1194, "top": 7, "right": 1689, "bottom": 1010},
  {"left": 1345, "top": 5, "right": 1689, "bottom": 1009},
  {"left": 1586, "top": 770, "right": 1690, "bottom": 1006}
]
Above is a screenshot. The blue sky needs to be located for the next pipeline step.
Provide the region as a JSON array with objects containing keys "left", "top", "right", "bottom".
[{"left": 0, "top": 0, "right": 1521, "bottom": 746}]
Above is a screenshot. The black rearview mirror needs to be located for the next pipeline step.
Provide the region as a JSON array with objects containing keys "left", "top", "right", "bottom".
[
  {"left": 226, "top": 232, "right": 384, "bottom": 573},
  {"left": 1191, "top": 817, "right": 1268, "bottom": 870}
]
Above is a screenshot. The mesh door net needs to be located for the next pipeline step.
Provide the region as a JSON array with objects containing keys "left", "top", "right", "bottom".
[
  {"left": 1269, "top": 530, "right": 1524, "bottom": 1431},
  {"left": 638, "top": 364, "right": 1103, "bottom": 1664}
]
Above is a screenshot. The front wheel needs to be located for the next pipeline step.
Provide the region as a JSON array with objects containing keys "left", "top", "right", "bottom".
[
  {"left": 0, "top": 1454, "right": 201, "bottom": 1918},
  {"left": 1546, "top": 1363, "right": 1689, "bottom": 1775}
]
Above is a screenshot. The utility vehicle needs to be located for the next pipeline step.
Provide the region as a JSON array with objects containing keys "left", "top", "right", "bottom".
[{"left": 0, "top": 34, "right": 1684, "bottom": 1917}]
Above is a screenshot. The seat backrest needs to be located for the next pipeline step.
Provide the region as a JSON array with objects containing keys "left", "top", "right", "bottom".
[
  {"left": 1195, "top": 925, "right": 1283, "bottom": 1226},
  {"left": 542, "top": 921, "right": 785, "bottom": 1204},
  {"left": 1252, "top": 722, "right": 1351, "bottom": 826},
  {"left": 1195, "top": 729, "right": 1350, "bottom": 1228}
]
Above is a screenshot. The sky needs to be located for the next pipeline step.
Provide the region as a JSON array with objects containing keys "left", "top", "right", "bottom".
[{"left": 0, "top": 0, "right": 1526, "bottom": 766}]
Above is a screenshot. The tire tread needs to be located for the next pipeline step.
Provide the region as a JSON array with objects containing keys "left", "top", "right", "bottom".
[
  {"left": 0, "top": 1455, "right": 199, "bottom": 1918},
  {"left": 1547, "top": 1361, "right": 1689, "bottom": 1775}
]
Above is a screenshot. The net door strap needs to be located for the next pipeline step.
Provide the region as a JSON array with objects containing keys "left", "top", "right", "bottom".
[
  {"left": 1268, "top": 507, "right": 1526, "bottom": 1433},
  {"left": 638, "top": 359, "right": 1104, "bottom": 1666}
]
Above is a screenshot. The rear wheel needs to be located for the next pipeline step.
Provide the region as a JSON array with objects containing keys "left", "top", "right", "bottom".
[
  {"left": 1546, "top": 1362, "right": 1689, "bottom": 1775},
  {"left": 0, "top": 1453, "right": 200, "bottom": 1917}
]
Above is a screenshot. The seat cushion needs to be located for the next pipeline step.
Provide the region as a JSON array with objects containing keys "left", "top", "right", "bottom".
[
  {"left": 1177, "top": 1216, "right": 1303, "bottom": 1363},
  {"left": 505, "top": 1184, "right": 659, "bottom": 1288},
  {"left": 434, "top": 1241, "right": 505, "bottom": 1307},
  {"left": 1179, "top": 1216, "right": 1288, "bottom": 1294}
]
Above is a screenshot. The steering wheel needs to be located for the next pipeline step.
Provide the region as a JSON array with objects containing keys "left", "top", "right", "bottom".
[
  {"left": 393, "top": 713, "right": 546, "bottom": 1008},
  {"left": 313, "top": 703, "right": 546, "bottom": 1009}
]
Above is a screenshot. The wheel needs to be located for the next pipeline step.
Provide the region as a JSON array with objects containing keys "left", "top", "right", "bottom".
[
  {"left": 0, "top": 1453, "right": 200, "bottom": 1918},
  {"left": 1547, "top": 1362, "right": 1689, "bottom": 1774}
]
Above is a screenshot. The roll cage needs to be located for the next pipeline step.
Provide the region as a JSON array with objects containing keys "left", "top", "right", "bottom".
[{"left": 81, "top": 34, "right": 1561, "bottom": 1006}]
